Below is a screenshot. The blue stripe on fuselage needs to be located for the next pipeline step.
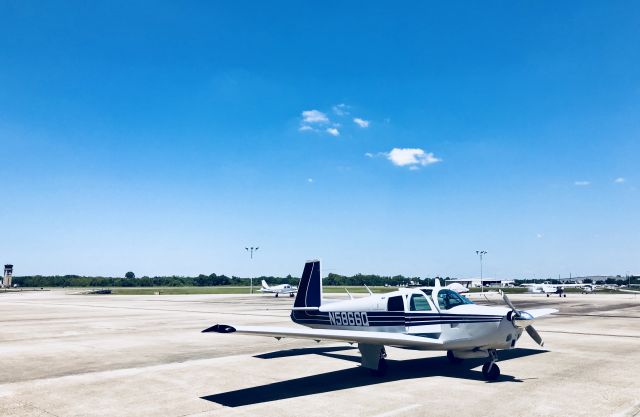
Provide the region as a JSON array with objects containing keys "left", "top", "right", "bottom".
[{"left": 290, "top": 310, "right": 502, "bottom": 327}]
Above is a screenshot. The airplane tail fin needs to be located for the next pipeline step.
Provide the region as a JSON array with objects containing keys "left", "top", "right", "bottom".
[
  {"left": 293, "top": 260, "right": 322, "bottom": 309},
  {"left": 261, "top": 279, "right": 269, "bottom": 289}
]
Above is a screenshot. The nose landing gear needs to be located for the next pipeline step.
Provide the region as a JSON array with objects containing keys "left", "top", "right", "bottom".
[{"left": 482, "top": 349, "right": 500, "bottom": 381}]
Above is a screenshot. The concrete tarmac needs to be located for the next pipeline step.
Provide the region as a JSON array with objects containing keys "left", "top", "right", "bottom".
[{"left": 0, "top": 290, "right": 639, "bottom": 417}]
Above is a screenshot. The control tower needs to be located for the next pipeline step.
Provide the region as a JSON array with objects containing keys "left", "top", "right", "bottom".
[{"left": 3, "top": 264, "right": 13, "bottom": 288}]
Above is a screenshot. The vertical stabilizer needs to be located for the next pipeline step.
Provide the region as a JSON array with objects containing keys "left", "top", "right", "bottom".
[
  {"left": 293, "top": 260, "right": 322, "bottom": 308},
  {"left": 261, "top": 280, "right": 269, "bottom": 289}
]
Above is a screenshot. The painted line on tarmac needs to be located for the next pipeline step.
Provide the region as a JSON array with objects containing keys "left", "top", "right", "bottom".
[
  {"left": 553, "top": 313, "right": 640, "bottom": 319},
  {"left": 544, "top": 330, "right": 640, "bottom": 339},
  {"left": 372, "top": 404, "right": 421, "bottom": 417},
  {"left": 0, "top": 301, "right": 286, "bottom": 318}
]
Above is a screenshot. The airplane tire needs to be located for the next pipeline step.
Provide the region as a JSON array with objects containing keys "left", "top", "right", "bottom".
[
  {"left": 447, "top": 350, "right": 464, "bottom": 365},
  {"left": 275, "top": 293, "right": 279, "bottom": 298},
  {"left": 563, "top": 294, "right": 567, "bottom": 298},
  {"left": 289, "top": 293, "right": 294, "bottom": 297},
  {"left": 546, "top": 294, "right": 550, "bottom": 297},
  {"left": 482, "top": 362, "right": 500, "bottom": 381}
]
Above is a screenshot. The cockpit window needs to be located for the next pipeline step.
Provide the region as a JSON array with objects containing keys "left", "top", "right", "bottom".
[
  {"left": 409, "top": 294, "right": 432, "bottom": 311},
  {"left": 436, "top": 289, "right": 473, "bottom": 310}
]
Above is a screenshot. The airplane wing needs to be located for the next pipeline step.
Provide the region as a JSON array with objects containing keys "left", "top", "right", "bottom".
[
  {"left": 522, "top": 308, "right": 557, "bottom": 319},
  {"left": 203, "top": 324, "right": 444, "bottom": 349}
]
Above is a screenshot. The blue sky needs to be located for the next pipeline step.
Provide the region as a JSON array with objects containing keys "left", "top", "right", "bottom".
[{"left": 1, "top": 1, "right": 638, "bottom": 278}]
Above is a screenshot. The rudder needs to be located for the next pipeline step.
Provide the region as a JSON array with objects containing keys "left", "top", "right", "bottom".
[{"left": 293, "top": 260, "right": 322, "bottom": 308}]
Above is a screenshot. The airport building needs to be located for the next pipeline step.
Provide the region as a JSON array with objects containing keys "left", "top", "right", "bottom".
[
  {"left": 445, "top": 277, "right": 515, "bottom": 288},
  {"left": 2, "top": 264, "right": 13, "bottom": 288}
]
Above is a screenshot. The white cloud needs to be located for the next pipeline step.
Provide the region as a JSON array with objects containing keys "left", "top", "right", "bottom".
[
  {"left": 302, "top": 110, "right": 329, "bottom": 124},
  {"left": 536, "top": 233, "right": 543, "bottom": 239},
  {"left": 364, "top": 152, "right": 374, "bottom": 158},
  {"left": 385, "top": 148, "right": 442, "bottom": 168},
  {"left": 298, "top": 125, "right": 314, "bottom": 132},
  {"left": 332, "top": 104, "right": 349, "bottom": 116},
  {"left": 326, "top": 127, "right": 340, "bottom": 136},
  {"left": 353, "top": 117, "right": 370, "bottom": 128},
  {"left": 614, "top": 177, "right": 626, "bottom": 183},
  {"left": 307, "top": 178, "right": 314, "bottom": 183},
  {"left": 574, "top": 181, "right": 590, "bottom": 186}
]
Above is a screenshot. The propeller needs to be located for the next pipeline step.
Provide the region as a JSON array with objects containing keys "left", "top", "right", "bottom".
[
  {"left": 525, "top": 326, "right": 544, "bottom": 346},
  {"left": 502, "top": 292, "right": 545, "bottom": 347}
]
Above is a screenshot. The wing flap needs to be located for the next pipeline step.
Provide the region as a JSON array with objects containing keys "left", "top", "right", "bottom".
[{"left": 203, "top": 324, "right": 443, "bottom": 349}]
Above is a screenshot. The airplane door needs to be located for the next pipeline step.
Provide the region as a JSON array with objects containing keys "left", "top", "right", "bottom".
[{"left": 405, "top": 292, "right": 442, "bottom": 338}]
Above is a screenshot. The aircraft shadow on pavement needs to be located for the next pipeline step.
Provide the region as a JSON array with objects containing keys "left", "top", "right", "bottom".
[
  {"left": 254, "top": 345, "right": 356, "bottom": 359},
  {"left": 201, "top": 348, "right": 546, "bottom": 407}
]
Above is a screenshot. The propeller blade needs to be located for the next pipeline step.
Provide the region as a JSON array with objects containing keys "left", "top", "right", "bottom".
[
  {"left": 526, "top": 325, "right": 544, "bottom": 347},
  {"left": 502, "top": 292, "right": 517, "bottom": 312}
]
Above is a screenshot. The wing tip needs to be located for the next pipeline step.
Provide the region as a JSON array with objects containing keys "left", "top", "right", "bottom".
[{"left": 202, "top": 324, "right": 237, "bottom": 333}]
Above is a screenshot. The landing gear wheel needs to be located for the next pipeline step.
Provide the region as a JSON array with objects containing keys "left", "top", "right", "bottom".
[
  {"left": 447, "top": 350, "right": 464, "bottom": 365},
  {"left": 546, "top": 294, "right": 550, "bottom": 297},
  {"left": 275, "top": 293, "right": 279, "bottom": 298},
  {"left": 482, "top": 362, "right": 500, "bottom": 381},
  {"left": 563, "top": 294, "right": 567, "bottom": 298},
  {"left": 371, "top": 358, "right": 387, "bottom": 377},
  {"left": 289, "top": 293, "right": 294, "bottom": 297}
]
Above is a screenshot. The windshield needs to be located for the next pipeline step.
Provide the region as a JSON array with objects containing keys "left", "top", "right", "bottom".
[{"left": 436, "top": 289, "right": 474, "bottom": 310}]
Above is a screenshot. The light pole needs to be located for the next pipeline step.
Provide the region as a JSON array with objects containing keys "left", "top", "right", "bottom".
[
  {"left": 476, "top": 250, "right": 487, "bottom": 293},
  {"left": 245, "top": 246, "right": 259, "bottom": 294}
]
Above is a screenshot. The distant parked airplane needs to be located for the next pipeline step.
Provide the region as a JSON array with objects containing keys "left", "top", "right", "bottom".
[
  {"left": 259, "top": 280, "right": 297, "bottom": 297},
  {"left": 446, "top": 282, "right": 470, "bottom": 294},
  {"left": 521, "top": 283, "right": 599, "bottom": 297}
]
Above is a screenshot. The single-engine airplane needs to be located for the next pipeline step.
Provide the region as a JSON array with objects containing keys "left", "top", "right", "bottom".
[
  {"left": 521, "top": 283, "right": 598, "bottom": 297},
  {"left": 204, "top": 260, "right": 557, "bottom": 380},
  {"left": 259, "top": 280, "right": 297, "bottom": 297}
]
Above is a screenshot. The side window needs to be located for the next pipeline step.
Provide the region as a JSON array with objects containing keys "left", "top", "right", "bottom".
[
  {"left": 409, "top": 294, "right": 432, "bottom": 311},
  {"left": 387, "top": 296, "right": 404, "bottom": 311}
]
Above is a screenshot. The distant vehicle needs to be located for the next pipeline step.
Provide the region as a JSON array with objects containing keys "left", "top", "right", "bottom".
[
  {"left": 259, "top": 280, "right": 297, "bottom": 298},
  {"left": 205, "top": 260, "right": 557, "bottom": 381}
]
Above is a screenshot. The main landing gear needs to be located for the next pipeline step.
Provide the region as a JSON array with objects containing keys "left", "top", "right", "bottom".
[
  {"left": 372, "top": 354, "right": 388, "bottom": 377},
  {"left": 482, "top": 349, "right": 500, "bottom": 381},
  {"left": 446, "top": 350, "right": 464, "bottom": 365},
  {"left": 359, "top": 344, "right": 387, "bottom": 376}
]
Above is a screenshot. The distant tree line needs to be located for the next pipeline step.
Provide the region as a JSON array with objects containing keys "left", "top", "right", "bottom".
[
  {"left": 11, "top": 273, "right": 638, "bottom": 288},
  {"left": 13, "top": 272, "right": 425, "bottom": 288}
]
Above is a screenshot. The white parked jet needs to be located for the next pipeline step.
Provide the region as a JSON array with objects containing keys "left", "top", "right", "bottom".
[
  {"left": 204, "top": 260, "right": 557, "bottom": 380},
  {"left": 259, "top": 280, "right": 297, "bottom": 297}
]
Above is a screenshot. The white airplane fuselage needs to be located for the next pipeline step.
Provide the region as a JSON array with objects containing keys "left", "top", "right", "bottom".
[{"left": 291, "top": 288, "right": 523, "bottom": 354}]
